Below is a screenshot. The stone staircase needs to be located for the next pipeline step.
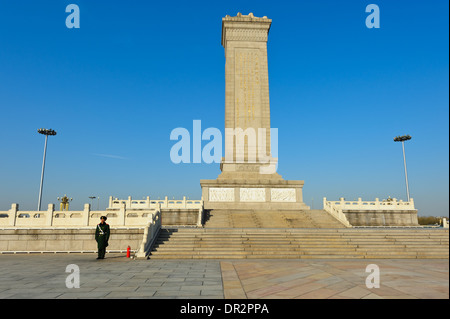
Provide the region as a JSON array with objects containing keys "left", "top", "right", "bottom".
[
  {"left": 149, "top": 227, "right": 449, "bottom": 259},
  {"left": 203, "top": 210, "right": 347, "bottom": 228}
]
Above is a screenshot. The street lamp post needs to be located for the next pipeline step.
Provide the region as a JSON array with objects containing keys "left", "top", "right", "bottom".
[
  {"left": 393, "top": 135, "right": 412, "bottom": 202},
  {"left": 89, "top": 196, "right": 96, "bottom": 210},
  {"left": 89, "top": 196, "right": 100, "bottom": 210},
  {"left": 37, "top": 128, "right": 57, "bottom": 211}
]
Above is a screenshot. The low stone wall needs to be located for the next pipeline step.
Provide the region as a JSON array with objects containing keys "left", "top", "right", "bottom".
[
  {"left": 0, "top": 228, "right": 144, "bottom": 253},
  {"left": 324, "top": 197, "right": 419, "bottom": 227},
  {"left": 343, "top": 210, "right": 419, "bottom": 227},
  {"left": 108, "top": 196, "right": 203, "bottom": 210},
  {"left": 0, "top": 204, "right": 156, "bottom": 228},
  {"left": 161, "top": 209, "right": 202, "bottom": 226},
  {"left": 1, "top": 203, "right": 203, "bottom": 228},
  {"left": 0, "top": 205, "right": 203, "bottom": 255}
]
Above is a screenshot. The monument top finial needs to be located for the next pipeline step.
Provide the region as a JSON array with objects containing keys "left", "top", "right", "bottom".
[
  {"left": 221, "top": 13, "right": 272, "bottom": 48},
  {"left": 223, "top": 12, "right": 270, "bottom": 22}
]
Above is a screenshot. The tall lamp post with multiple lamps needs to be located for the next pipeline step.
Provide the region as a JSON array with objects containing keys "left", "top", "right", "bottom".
[
  {"left": 37, "top": 128, "right": 57, "bottom": 211},
  {"left": 393, "top": 135, "right": 412, "bottom": 202}
]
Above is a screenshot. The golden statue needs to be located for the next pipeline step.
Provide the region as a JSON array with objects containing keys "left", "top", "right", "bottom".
[{"left": 57, "top": 195, "right": 72, "bottom": 211}]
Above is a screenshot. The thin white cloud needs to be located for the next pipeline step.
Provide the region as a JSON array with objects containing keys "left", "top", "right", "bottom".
[{"left": 93, "top": 153, "right": 128, "bottom": 160}]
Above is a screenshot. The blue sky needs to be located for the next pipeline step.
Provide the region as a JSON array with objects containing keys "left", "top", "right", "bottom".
[{"left": 0, "top": 0, "right": 448, "bottom": 216}]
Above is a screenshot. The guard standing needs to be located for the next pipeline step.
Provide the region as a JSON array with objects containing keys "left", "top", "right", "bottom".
[{"left": 95, "top": 216, "right": 110, "bottom": 259}]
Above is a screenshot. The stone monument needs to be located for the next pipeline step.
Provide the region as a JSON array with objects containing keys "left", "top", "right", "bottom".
[{"left": 200, "top": 13, "right": 309, "bottom": 211}]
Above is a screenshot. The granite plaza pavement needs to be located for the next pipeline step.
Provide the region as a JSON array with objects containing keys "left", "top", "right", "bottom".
[{"left": 0, "top": 253, "right": 448, "bottom": 299}]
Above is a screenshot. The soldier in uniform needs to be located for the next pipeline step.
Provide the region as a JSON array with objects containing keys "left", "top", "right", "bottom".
[{"left": 95, "top": 216, "right": 110, "bottom": 259}]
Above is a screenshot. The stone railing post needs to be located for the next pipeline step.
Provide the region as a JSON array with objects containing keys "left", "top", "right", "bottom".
[
  {"left": 9, "top": 203, "right": 18, "bottom": 226},
  {"left": 118, "top": 202, "right": 126, "bottom": 226},
  {"left": 357, "top": 198, "right": 363, "bottom": 209},
  {"left": 197, "top": 207, "right": 203, "bottom": 227},
  {"left": 83, "top": 203, "right": 90, "bottom": 226},
  {"left": 46, "top": 204, "right": 55, "bottom": 226}
]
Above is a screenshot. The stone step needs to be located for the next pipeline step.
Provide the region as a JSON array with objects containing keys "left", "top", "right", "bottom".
[
  {"left": 159, "top": 230, "right": 449, "bottom": 237},
  {"left": 149, "top": 254, "right": 366, "bottom": 259},
  {"left": 150, "top": 226, "right": 449, "bottom": 259},
  {"left": 153, "top": 244, "right": 449, "bottom": 252},
  {"left": 154, "top": 243, "right": 361, "bottom": 249},
  {"left": 203, "top": 210, "right": 348, "bottom": 228},
  {"left": 156, "top": 238, "right": 353, "bottom": 244},
  {"left": 153, "top": 248, "right": 358, "bottom": 252},
  {"left": 159, "top": 232, "right": 352, "bottom": 236},
  {"left": 151, "top": 254, "right": 366, "bottom": 259},
  {"left": 149, "top": 252, "right": 448, "bottom": 259},
  {"left": 151, "top": 248, "right": 448, "bottom": 257},
  {"left": 155, "top": 238, "right": 447, "bottom": 245},
  {"left": 150, "top": 254, "right": 248, "bottom": 259},
  {"left": 161, "top": 226, "right": 449, "bottom": 235},
  {"left": 159, "top": 231, "right": 449, "bottom": 236},
  {"left": 164, "top": 233, "right": 441, "bottom": 237},
  {"left": 357, "top": 248, "right": 449, "bottom": 253},
  {"left": 356, "top": 244, "right": 449, "bottom": 249},
  {"left": 155, "top": 240, "right": 446, "bottom": 247},
  {"left": 157, "top": 238, "right": 448, "bottom": 245},
  {"left": 152, "top": 251, "right": 358, "bottom": 257},
  {"left": 153, "top": 247, "right": 362, "bottom": 252}
]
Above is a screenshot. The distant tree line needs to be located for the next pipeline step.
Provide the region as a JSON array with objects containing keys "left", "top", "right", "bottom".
[{"left": 418, "top": 216, "right": 446, "bottom": 226}]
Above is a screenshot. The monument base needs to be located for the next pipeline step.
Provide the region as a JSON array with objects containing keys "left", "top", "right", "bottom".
[{"left": 201, "top": 164, "right": 310, "bottom": 211}]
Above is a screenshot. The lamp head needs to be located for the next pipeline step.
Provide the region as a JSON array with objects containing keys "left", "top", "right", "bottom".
[
  {"left": 394, "top": 135, "right": 411, "bottom": 142},
  {"left": 38, "top": 128, "right": 57, "bottom": 136}
]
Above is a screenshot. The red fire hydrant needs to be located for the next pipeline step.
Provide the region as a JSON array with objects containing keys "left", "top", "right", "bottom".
[{"left": 126, "top": 245, "right": 131, "bottom": 258}]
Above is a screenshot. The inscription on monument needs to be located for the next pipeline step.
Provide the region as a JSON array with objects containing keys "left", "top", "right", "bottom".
[
  {"left": 271, "top": 188, "right": 296, "bottom": 202},
  {"left": 240, "top": 188, "right": 266, "bottom": 202},
  {"left": 235, "top": 48, "right": 261, "bottom": 129},
  {"left": 209, "top": 188, "right": 234, "bottom": 202}
]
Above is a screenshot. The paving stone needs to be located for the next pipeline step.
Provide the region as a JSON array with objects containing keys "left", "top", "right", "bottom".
[{"left": 0, "top": 254, "right": 447, "bottom": 299}]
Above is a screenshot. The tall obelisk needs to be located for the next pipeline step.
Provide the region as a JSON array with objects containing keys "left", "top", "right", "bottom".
[
  {"left": 201, "top": 13, "right": 309, "bottom": 211},
  {"left": 219, "top": 13, "right": 279, "bottom": 179}
]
